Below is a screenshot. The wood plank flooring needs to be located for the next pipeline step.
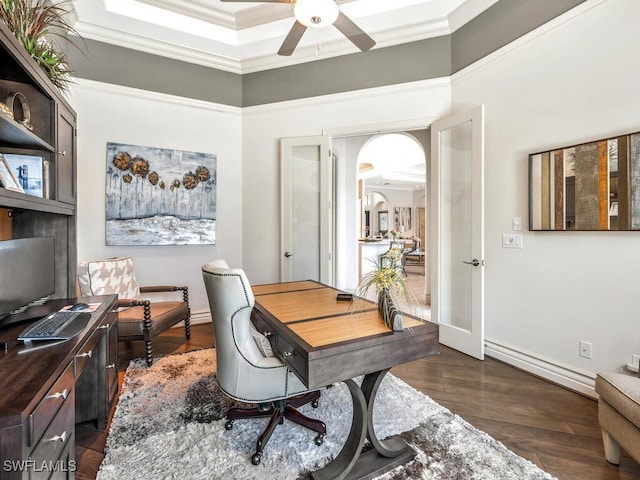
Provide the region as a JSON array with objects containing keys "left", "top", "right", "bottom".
[{"left": 75, "top": 323, "right": 640, "bottom": 480}]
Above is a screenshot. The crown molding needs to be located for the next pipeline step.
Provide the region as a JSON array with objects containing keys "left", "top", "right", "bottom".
[
  {"left": 72, "top": 77, "right": 243, "bottom": 115},
  {"left": 448, "top": 0, "right": 500, "bottom": 32},
  {"left": 138, "top": 0, "right": 295, "bottom": 30},
  {"left": 75, "top": 15, "right": 455, "bottom": 75},
  {"left": 451, "top": 0, "right": 606, "bottom": 82},
  {"left": 74, "top": 21, "right": 244, "bottom": 73},
  {"left": 72, "top": 0, "right": 495, "bottom": 74},
  {"left": 244, "top": 77, "right": 450, "bottom": 116}
]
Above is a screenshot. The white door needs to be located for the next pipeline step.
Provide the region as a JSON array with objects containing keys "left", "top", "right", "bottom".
[
  {"left": 281, "top": 136, "right": 334, "bottom": 285},
  {"left": 430, "top": 105, "right": 485, "bottom": 359}
]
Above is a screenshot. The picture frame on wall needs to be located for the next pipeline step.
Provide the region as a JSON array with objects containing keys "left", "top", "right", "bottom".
[
  {"left": 0, "top": 154, "right": 24, "bottom": 193},
  {"left": 378, "top": 210, "right": 388, "bottom": 233}
]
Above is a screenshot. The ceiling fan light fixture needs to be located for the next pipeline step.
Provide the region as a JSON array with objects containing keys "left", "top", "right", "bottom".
[{"left": 294, "top": 0, "right": 339, "bottom": 29}]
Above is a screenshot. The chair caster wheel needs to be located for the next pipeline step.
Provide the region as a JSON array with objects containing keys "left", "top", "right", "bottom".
[
  {"left": 315, "top": 433, "right": 324, "bottom": 446},
  {"left": 251, "top": 453, "right": 262, "bottom": 465},
  {"left": 225, "top": 420, "right": 234, "bottom": 430},
  {"left": 312, "top": 398, "right": 319, "bottom": 408}
]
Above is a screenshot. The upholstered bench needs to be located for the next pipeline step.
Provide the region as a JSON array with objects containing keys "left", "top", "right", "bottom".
[{"left": 595, "top": 372, "right": 640, "bottom": 465}]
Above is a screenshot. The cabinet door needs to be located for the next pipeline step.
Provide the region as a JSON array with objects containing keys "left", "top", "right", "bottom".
[
  {"left": 56, "top": 106, "right": 76, "bottom": 204},
  {"left": 101, "top": 315, "right": 118, "bottom": 429}
]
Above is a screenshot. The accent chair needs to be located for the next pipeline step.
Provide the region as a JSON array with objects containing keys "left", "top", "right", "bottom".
[
  {"left": 77, "top": 256, "right": 190, "bottom": 366},
  {"left": 201, "top": 259, "right": 325, "bottom": 465}
]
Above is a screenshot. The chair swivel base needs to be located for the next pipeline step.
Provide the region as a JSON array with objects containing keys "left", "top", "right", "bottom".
[{"left": 225, "top": 390, "right": 326, "bottom": 465}]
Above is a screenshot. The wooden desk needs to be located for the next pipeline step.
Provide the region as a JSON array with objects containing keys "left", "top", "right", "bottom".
[
  {"left": 0, "top": 295, "right": 118, "bottom": 479},
  {"left": 251, "top": 281, "right": 439, "bottom": 480}
]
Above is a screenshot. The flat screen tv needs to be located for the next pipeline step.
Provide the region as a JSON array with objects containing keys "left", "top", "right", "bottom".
[{"left": 0, "top": 237, "right": 55, "bottom": 325}]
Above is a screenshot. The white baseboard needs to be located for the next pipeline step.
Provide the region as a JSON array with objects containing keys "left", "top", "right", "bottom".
[
  {"left": 485, "top": 340, "right": 597, "bottom": 399},
  {"left": 171, "top": 310, "right": 212, "bottom": 328}
]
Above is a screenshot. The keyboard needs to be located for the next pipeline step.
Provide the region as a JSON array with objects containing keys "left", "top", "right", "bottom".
[{"left": 17, "top": 311, "right": 90, "bottom": 341}]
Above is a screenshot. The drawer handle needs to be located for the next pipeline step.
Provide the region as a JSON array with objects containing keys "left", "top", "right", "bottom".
[
  {"left": 58, "top": 150, "right": 67, "bottom": 156},
  {"left": 263, "top": 331, "right": 272, "bottom": 337},
  {"left": 106, "top": 363, "right": 116, "bottom": 370},
  {"left": 77, "top": 350, "right": 92, "bottom": 359},
  {"left": 46, "top": 431, "right": 68, "bottom": 443},
  {"left": 46, "top": 389, "right": 69, "bottom": 401},
  {"left": 282, "top": 351, "right": 293, "bottom": 358},
  {"left": 98, "top": 325, "right": 108, "bottom": 330}
]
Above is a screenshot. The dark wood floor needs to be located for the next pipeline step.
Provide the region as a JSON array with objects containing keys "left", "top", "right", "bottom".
[{"left": 76, "top": 323, "right": 640, "bottom": 480}]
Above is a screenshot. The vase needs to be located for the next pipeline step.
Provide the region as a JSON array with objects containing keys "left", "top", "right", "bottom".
[{"left": 377, "top": 289, "right": 404, "bottom": 332}]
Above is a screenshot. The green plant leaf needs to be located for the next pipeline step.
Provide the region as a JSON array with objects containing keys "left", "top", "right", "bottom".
[{"left": 0, "top": 0, "right": 86, "bottom": 94}]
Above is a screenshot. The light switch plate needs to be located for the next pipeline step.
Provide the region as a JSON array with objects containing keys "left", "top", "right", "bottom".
[{"left": 513, "top": 216, "right": 522, "bottom": 231}]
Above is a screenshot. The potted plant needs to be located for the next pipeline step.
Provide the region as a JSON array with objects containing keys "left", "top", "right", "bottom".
[
  {"left": 0, "top": 0, "right": 84, "bottom": 93},
  {"left": 352, "top": 244, "right": 412, "bottom": 331}
]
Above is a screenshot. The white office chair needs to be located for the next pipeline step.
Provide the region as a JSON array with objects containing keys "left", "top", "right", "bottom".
[{"left": 201, "top": 259, "right": 325, "bottom": 465}]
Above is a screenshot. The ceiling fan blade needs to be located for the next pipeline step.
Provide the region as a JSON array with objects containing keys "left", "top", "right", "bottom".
[
  {"left": 278, "top": 20, "right": 307, "bottom": 56},
  {"left": 333, "top": 11, "right": 375, "bottom": 52},
  {"left": 220, "top": 0, "right": 291, "bottom": 3}
]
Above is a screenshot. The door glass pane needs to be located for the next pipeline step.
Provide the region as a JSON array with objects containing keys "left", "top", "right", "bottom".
[
  {"left": 291, "top": 145, "right": 320, "bottom": 281},
  {"left": 440, "top": 121, "right": 473, "bottom": 331}
]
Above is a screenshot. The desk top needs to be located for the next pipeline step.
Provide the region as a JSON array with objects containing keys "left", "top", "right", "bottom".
[{"left": 252, "top": 281, "right": 438, "bottom": 388}]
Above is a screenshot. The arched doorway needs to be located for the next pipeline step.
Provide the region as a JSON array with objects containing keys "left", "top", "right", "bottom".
[{"left": 356, "top": 132, "right": 430, "bottom": 317}]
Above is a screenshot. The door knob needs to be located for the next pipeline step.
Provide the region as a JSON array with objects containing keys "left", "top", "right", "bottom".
[
  {"left": 284, "top": 252, "right": 293, "bottom": 257},
  {"left": 462, "top": 258, "right": 481, "bottom": 266}
]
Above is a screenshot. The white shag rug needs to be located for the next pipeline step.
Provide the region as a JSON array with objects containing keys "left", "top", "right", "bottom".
[{"left": 98, "top": 348, "right": 557, "bottom": 480}]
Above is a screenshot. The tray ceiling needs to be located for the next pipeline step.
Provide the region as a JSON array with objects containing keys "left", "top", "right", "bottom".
[{"left": 70, "top": 0, "right": 499, "bottom": 74}]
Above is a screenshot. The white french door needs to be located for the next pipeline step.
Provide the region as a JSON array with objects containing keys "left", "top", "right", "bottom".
[
  {"left": 280, "top": 135, "right": 334, "bottom": 285},
  {"left": 430, "top": 105, "right": 485, "bottom": 360}
]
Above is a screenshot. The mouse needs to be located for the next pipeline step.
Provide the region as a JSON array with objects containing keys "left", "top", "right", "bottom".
[{"left": 69, "top": 302, "right": 89, "bottom": 311}]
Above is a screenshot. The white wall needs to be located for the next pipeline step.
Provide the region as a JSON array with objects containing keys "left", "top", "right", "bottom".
[
  {"left": 452, "top": 0, "right": 640, "bottom": 390},
  {"left": 69, "top": 80, "right": 243, "bottom": 319},
  {"left": 66, "top": 0, "right": 639, "bottom": 394},
  {"left": 241, "top": 79, "right": 452, "bottom": 285}
]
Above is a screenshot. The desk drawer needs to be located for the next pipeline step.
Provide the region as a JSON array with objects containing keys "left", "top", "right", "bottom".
[
  {"left": 275, "top": 335, "right": 308, "bottom": 385},
  {"left": 74, "top": 327, "right": 104, "bottom": 374},
  {"left": 251, "top": 309, "right": 276, "bottom": 350},
  {"left": 29, "top": 389, "right": 75, "bottom": 479},
  {"left": 28, "top": 363, "right": 74, "bottom": 448}
]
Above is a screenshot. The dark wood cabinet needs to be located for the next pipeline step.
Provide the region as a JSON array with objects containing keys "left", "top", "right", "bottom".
[
  {"left": 75, "top": 308, "right": 119, "bottom": 429},
  {"left": 0, "top": 296, "right": 118, "bottom": 480},
  {"left": 55, "top": 106, "right": 76, "bottom": 205},
  {"left": 0, "top": 19, "right": 77, "bottom": 300}
]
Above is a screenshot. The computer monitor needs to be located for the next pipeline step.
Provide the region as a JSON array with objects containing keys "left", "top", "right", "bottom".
[{"left": 0, "top": 237, "right": 55, "bottom": 325}]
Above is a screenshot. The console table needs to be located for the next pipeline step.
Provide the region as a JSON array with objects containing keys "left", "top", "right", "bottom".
[
  {"left": 0, "top": 294, "right": 118, "bottom": 480},
  {"left": 251, "top": 281, "right": 439, "bottom": 480}
]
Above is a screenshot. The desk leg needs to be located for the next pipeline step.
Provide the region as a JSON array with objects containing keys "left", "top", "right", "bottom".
[{"left": 311, "top": 370, "right": 415, "bottom": 480}]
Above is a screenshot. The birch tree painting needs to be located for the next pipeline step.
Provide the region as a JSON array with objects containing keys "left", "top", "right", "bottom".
[{"left": 105, "top": 142, "right": 217, "bottom": 245}]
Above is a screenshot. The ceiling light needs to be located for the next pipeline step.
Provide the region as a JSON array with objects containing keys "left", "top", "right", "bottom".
[{"left": 294, "top": 0, "right": 339, "bottom": 28}]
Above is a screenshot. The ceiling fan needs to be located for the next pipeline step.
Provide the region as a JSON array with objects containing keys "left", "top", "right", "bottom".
[{"left": 220, "top": 0, "right": 376, "bottom": 56}]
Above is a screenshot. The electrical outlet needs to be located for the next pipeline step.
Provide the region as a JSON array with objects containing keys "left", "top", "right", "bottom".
[
  {"left": 579, "top": 340, "right": 592, "bottom": 359},
  {"left": 502, "top": 234, "right": 523, "bottom": 249}
]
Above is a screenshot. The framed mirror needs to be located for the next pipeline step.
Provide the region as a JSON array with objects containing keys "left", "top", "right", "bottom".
[{"left": 529, "top": 131, "right": 640, "bottom": 230}]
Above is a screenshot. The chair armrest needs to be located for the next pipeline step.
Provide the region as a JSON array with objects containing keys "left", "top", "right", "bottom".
[
  {"left": 117, "top": 298, "right": 151, "bottom": 309},
  {"left": 139, "top": 285, "right": 190, "bottom": 307},
  {"left": 139, "top": 285, "right": 188, "bottom": 293}
]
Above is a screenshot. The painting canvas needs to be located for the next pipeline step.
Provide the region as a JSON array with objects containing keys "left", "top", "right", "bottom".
[
  {"left": 106, "top": 142, "right": 217, "bottom": 245},
  {"left": 394, "top": 207, "right": 411, "bottom": 233}
]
